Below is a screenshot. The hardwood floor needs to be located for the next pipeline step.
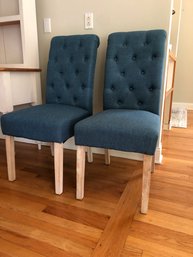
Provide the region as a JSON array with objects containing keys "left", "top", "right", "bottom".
[{"left": 0, "top": 112, "right": 193, "bottom": 256}]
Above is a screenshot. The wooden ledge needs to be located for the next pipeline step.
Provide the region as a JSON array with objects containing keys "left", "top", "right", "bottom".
[{"left": 0, "top": 67, "right": 41, "bottom": 72}]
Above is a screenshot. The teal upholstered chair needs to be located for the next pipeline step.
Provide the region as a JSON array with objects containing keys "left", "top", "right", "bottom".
[
  {"left": 75, "top": 30, "right": 166, "bottom": 213},
  {"left": 1, "top": 34, "right": 99, "bottom": 194}
]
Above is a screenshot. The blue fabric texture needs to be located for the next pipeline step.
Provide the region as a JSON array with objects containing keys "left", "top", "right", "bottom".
[
  {"left": 46, "top": 34, "right": 100, "bottom": 114},
  {"left": 1, "top": 104, "right": 89, "bottom": 143},
  {"left": 1, "top": 34, "right": 99, "bottom": 143},
  {"left": 104, "top": 30, "right": 166, "bottom": 115},
  {"left": 75, "top": 30, "right": 166, "bottom": 155},
  {"left": 75, "top": 109, "right": 160, "bottom": 155}
]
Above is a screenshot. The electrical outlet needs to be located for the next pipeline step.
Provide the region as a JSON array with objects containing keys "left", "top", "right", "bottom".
[{"left": 85, "top": 12, "right": 93, "bottom": 29}]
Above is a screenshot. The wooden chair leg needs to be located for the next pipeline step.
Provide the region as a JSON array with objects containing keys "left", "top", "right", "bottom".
[
  {"left": 76, "top": 146, "right": 86, "bottom": 200},
  {"left": 105, "top": 149, "right": 110, "bottom": 165},
  {"left": 50, "top": 142, "right": 54, "bottom": 157},
  {"left": 5, "top": 136, "right": 16, "bottom": 181},
  {"left": 141, "top": 155, "right": 153, "bottom": 214},
  {"left": 87, "top": 147, "right": 93, "bottom": 163},
  {"left": 151, "top": 155, "right": 155, "bottom": 173},
  {"left": 54, "top": 142, "right": 64, "bottom": 195}
]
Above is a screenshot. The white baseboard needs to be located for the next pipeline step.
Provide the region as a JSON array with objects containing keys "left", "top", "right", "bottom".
[{"left": 172, "top": 102, "right": 193, "bottom": 110}]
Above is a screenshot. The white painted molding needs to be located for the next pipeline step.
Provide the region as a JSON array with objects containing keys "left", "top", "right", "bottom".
[{"left": 172, "top": 102, "right": 193, "bottom": 110}]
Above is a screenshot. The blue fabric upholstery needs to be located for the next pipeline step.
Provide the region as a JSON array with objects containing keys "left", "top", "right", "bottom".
[
  {"left": 46, "top": 35, "right": 99, "bottom": 114},
  {"left": 75, "top": 110, "right": 160, "bottom": 155},
  {"left": 104, "top": 30, "right": 166, "bottom": 115},
  {"left": 1, "top": 104, "right": 89, "bottom": 143},
  {"left": 1, "top": 34, "right": 99, "bottom": 143},
  {"left": 75, "top": 30, "right": 166, "bottom": 155}
]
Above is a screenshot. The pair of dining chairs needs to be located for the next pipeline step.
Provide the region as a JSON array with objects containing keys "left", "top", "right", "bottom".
[{"left": 1, "top": 30, "right": 166, "bottom": 214}]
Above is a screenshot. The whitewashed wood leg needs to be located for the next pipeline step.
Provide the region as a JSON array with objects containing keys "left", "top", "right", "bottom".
[
  {"left": 141, "top": 155, "right": 153, "bottom": 214},
  {"left": 87, "top": 147, "right": 93, "bottom": 163},
  {"left": 50, "top": 142, "right": 54, "bottom": 157},
  {"left": 54, "top": 142, "right": 64, "bottom": 195},
  {"left": 5, "top": 136, "right": 16, "bottom": 181},
  {"left": 76, "top": 146, "right": 86, "bottom": 200},
  {"left": 151, "top": 155, "right": 155, "bottom": 173},
  {"left": 105, "top": 149, "right": 110, "bottom": 165}
]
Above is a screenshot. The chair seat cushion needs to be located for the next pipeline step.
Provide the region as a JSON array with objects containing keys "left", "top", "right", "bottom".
[
  {"left": 1, "top": 104, "right": 90, "bottom": 143},
  {"left": 75, "top": 109, "right": 160, "bottom": 155}
]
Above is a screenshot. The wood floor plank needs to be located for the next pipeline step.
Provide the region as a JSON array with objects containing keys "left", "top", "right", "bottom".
[
  {"left": 129, "top": 220, "right": 193, "bottom": 255},
  {"left": 0, "top": 237, "right": 45, "bottom": 257},
  {"left": 0, "top": 111, "right": 193, "bottom": 256},
  {"left": 135, "top": 210, "right": 193, "bottom": 235},
  {"left": 91, "top": 170, "right": 142, "bottom": 257}
]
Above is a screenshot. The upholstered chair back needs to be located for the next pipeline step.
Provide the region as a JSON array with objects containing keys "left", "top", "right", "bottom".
[
  {"left": 103, "top": 30, "right": 166, "bottom": 115},
  {"left": 46, "top": 34, "right": 100, "bottom": 114}
]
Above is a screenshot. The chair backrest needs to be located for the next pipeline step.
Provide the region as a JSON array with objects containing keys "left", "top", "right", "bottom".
[
  {"left": 103, "top": 30, "right": 166, "bottom": 115},
  {"left": 46, "top": 34, "right": 100, "bottom": 114}
]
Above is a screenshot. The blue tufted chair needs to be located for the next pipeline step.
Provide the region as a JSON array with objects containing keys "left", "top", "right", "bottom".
[
  {"left": 75, "top": 30, "right": 166, "bottom": 214},
  {"left": 1, "top": 34, "right": 100, "bottom": 195}
]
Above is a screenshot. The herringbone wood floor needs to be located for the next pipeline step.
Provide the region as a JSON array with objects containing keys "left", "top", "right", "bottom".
[{"left": 0, "top": 112, "right": 193, "bottom": 257}]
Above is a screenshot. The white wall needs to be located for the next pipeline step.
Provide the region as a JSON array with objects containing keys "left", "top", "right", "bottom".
[{"left": 173, "top": 0, "right": 193, "bottom": 105}]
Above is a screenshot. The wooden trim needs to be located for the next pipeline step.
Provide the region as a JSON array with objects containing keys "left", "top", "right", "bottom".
[
  {"left": 0, "top": 67, "right": 41, "bottom": 72},
  {"left": 141, "top": 155, "right": 152, "bottom": 214},
  {"left": 54, "top": 143, "right": 64, "bottom": 195},
  {"left": 169, "top": 51, "right": 176, "bottom": 62},
  {"left": 104, "top": 149, "right": 110, "bottom": 165},
  {"left": 165, "top": 87, "right": 174, "bottom": 97},
  {"left": 76, "top": 146, "right": 86, "bottom": 200},
  {"left": 5, "top": 136, "right": 16, "bottom": 181},
  {"left": 87, "top": 147, "right": 93, "bottom": 163},
  {"left": 0, "top": 20, "right": 20, "bottom": 26}
]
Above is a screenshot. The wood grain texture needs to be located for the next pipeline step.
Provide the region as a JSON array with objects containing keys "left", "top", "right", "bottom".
[{"left": 0, "top": 110, "right": 193, "bottom": 256}]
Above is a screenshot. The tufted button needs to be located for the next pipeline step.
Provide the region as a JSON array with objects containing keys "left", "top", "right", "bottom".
[
  {"left": 132, "top": 55, "right": 137, "bottom": 61},
  {"left": 81, "top": 83, "right": 86, "bottom": 90},
  {"left": 114, "top": 55, "right": 118, "bottom": 63},
  {"left": 138, "top": 100, "right": 143, "bottom": 106},
  {"left": 75, "top": 69, "right": 80, "bottom": 76},
  {"left": 152, "top": 54, "right": 157, "bottom": 60},
  {"left": 117, "top": 99, "right": 123, "bottom": 105},
  {"left": 144, "top": 41, "right": 149, "bottom": 46},
  {"left": 51, "top": 83, "right": 55, "bottom": 88},
  {"left": 66, "top": 83, "right": 70, "bottom": 89},
  {"left": 121, "top": 71, "right": 126, "bottom": 77},
  {"left": 84, "top": 55, "right": 89, "bottom": 62},
  {"left": 111, "top": 84, "right": 115, "bottom": 91},
  {"left": 141, "top": 70, "right": 145, "bottom": 75},
  {"left": 123, "top": 41, "right": 128, "bottom": 47},
  {"left": 149, "top": 85, "right": 155, "bottom": 92},
  {"left": 59, "top": 71, "right": 64, "bottom": 75},
  {"left": 73, "top": 96, "right": 78, "bottom": 102},
  {"left": 57, "top": 96, "right": 61, "bottom": 102},
  {"left": 129, "top": 84, "right": 134, "bottom": 91}
]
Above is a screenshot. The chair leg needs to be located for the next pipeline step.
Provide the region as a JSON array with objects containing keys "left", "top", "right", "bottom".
[
  {"left": 141, "top": 154, "right": 153, "bottom": 214},
  {"left": 5, "top": 136, "right": 16, "bottom": 181},
  {"left": 50, "top": 142, "right": 54, "bottom": 157},
  {"left": 54, "top": 142, "right": 64, "bottom": 195},
  {"left": 151, "top": 155, "right": 155, "bottom": 173},
  {"left": 87, "top": 147, "right": 93, "bottom": 163},
  {"left": 105, "top": 149, "right": 110, "bottom": 165},
  {"left": 76, "top": 146, "right": 86, "bottom": 200}
]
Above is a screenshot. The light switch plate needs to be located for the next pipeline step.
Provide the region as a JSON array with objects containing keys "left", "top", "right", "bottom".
[{"left": 44, "top": 18, "right": 51, "bottom": 33}]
